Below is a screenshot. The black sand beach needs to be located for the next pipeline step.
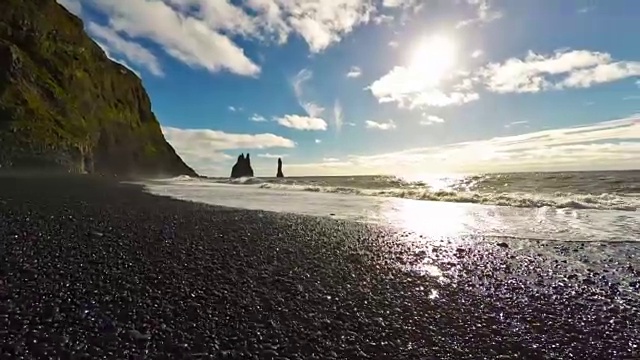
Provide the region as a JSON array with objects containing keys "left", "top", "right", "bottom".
[{"left": 0, "top": 176, "right": 638, "bottom": 359}]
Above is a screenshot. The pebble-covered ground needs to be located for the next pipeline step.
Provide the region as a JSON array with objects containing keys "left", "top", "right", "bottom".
[{"left": 0, "top": 175, "right": 638, "bottom": 359}]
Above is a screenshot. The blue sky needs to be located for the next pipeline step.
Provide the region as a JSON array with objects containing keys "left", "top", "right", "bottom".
[{"left": 58, "top": 0, "right": 640, "bottom": 176}]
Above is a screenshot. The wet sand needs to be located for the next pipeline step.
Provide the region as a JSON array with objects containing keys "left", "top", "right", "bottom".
[{"left": 0, "top": 175, "right": 638, "bottom": 359}]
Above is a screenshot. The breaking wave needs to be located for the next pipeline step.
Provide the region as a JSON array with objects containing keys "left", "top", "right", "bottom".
[
  {"left": 157, "top": 173, "right": 640, "bottom": 211},
  {"left": 257, "top": 183, "right": 639, "bottom": 211},
  {"left": 226, "top": 176, "right": 265, "bottom": 185}
]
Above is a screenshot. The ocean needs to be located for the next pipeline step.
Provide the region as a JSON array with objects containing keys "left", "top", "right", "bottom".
[{"left": 140, "top": 170, "right": 640, "bottom": 243}]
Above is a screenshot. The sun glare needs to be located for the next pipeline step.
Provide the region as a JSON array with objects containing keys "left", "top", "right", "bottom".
[{"left": 409, "top": 35, "right": 457, "bottom": 86}]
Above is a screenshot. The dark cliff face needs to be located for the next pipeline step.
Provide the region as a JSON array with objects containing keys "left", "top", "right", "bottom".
[
  {"left": 0, "top": 0, "right": 197, "bottom": 177},
  {"left": 230, "top": 153, "right": 254, "bottom": 178}
]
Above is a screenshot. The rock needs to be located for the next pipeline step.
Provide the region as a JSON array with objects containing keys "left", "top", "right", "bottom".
[
  {"left": 496, "top": 242, "right": 509, "bottom": 248},
  {"left": 230, "top": 153, "right": 254, "bottom": 178},
  {"left": 0, "top": 0, "right": 197, "bottom": 177},
  {"left": 276, "top": 158, "right": 284, "bottom": 178},
  {"left": 127, "top": 329, "right": 151, "bottom": 341}
]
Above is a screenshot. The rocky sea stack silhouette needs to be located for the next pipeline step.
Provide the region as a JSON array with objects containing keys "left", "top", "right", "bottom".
[
  {"left": 276, "top": 158, "right": 284, "bottom": 178},
  {"left": 230, "top": 153, "right": 254, "bottom": 178},
  {"left": 0, "top": 0, "right": 196, "bottom": 177}
]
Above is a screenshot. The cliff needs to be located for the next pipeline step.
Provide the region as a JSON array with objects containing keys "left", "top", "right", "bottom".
[
  {"left": 0, "top": 0, "right": 196, "bottom": 177},
  {"left": 230, "top": 153, "right": 254, "bottom": 178}
]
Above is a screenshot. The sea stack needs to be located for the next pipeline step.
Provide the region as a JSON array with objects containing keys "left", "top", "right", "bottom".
[
  {"left": 276, "top": 158, "right": 284, "bottom": 178},
  {"left": 230, "top": 153, "right": 254, "bottom": 178}
]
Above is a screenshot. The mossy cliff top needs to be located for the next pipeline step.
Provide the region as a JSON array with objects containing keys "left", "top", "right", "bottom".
[{"left": 0, "top": 0, "right": 197, "bottom": 177}]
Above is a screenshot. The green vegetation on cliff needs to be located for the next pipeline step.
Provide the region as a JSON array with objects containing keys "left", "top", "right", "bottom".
[{"left": 0, "top": 0, "right": 196, "bottom": 177}]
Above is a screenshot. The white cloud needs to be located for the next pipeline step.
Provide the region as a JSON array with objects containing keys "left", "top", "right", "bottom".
[
  {"left": 270, "top": 0, "right": 375, "bottom": 53},
  {"left": 334, "top": 100, "right": 344, "bottom": 133},
  {"left": 88, "top": 22, "right": 164, "bottom": 77},
  {"left": 420, "top": 115, "right": 445, "bottom": 126},
  {"left": 388, "top": 41, "right": 399, "bottom": 48},
  {"left": 284, "top": 116, "right": 640, "bottom": 175},
  {"left": 456, "top": 0, "right": 503, "bottom": 28},
  {"left": 372, "top": 47, "right": 640, "bottom": 111},
  {"left": 479, "top": 49, "right": 627, "bottom": 93},
  {"left": 623, "top": 96, "right": 640, "bottom": 101},
  {"left": 382, "top": 0, "right": 409, "bottom": 7},
  {"left": 162, "top": 127, "right": 296, "bottom": 174},
  {"left": 229, "top": 106, "right": 238, "bottom": 112},
  {"left": 346, "top": 66, "right": 363, "bottom": 78},
  {"left": 369, "top": 66, "right": 480, "bottom": 109},
  {"left": 292, "top": 69, "right": 311, "bottom": 98},
  {"left": 77, "top": 0, "right": 380, "bottom": 76},
  {"left": 559, "top": 62, "right": 640, "bottom": 89},
  {"left": 315, "top": 139, "right": 322, "bottom": 143},
  {"left": 57, "top": 0, "right": 82, "bottom": 15},
  {"left": 323, "top": 157, "right": 341, "bottom": 162},
  {"left": 163, "top": 127, "right": 295, "bottom": 150},
  {"left": 258, "top": 153, "right": 288, "bottom": 158},
  {"left": 250, "top": 114, "right": 268, "bottom": 122},
  {"left": 504, "top": 120, "right": 529, "bottom": 128},
  {"left": 381, "top": 0, "right": 423, "bottom": 13},
  {"left": 373, "top": 14, "right": 394, "bottom": 25},
  {"left": 471, "top": 50, "right": 483, "bottom": 58},
  {"left": 165, "top": 0, "right": 257, "bottom": 36},
  {"left": 84, "top": 0, "right": 260, "bottom": 76},
  {"left": 366, "top": 119, "right": 397, "bottom": 130},
  {"left": 292, "top": 69, "right": 325, "bottom": 117},
  {"left": 276, "top": 115, "right": 328, "bottom": 131}
]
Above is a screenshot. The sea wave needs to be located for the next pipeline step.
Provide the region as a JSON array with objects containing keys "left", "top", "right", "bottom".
[
  {"left": 258, "top": 183, "right": 639, "bottom": 211},
  {"left": 226, "top": 176, "right": 266, "bottom": 185},
  {"left": 165, "top": 175, "right": 197, "bottom": 182}
]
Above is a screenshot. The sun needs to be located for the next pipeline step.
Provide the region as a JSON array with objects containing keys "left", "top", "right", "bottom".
[{"left": 408, "top": 35, "right": 457, "bottom": 86}]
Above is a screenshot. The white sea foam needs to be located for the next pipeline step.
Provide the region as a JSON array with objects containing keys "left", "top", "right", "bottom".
[
  {"left": 140, "top": 176, "right": 640, "bottom": 243},
  {"left": 150, "top": 175, "right": 640, "bottom": 211},
  {"left": 256, "top": 183, "right": 639, "bottom": 211}
]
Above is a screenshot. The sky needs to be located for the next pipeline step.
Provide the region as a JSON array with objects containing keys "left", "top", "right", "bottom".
[{"left": 57, "top": 0, "right": 640, "bottom": 176}]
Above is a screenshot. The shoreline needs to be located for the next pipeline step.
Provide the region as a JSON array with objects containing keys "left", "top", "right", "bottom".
[{"left": 1, "top": 176, "right": 638, "bottom": 358}]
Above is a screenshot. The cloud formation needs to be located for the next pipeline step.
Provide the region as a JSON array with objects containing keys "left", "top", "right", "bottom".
[
  {"left": 284, "top": 116, "right": 640, "bottom": 175},
  {"left": 250, "top": 114, "right": 268, "bottom": 122},
  {"left": 504, "top": 120, "right": 529, "bottom": 128},
  {"left": 89, "top": 0, "right": 261, "bottom": 76},
  {"left": 275, "top": 0, "right": 375, "bottom": 53},
  {"left": 369, "top": 65, "right": 480, "bottom": 108},
  {"left": 471, "top": 50, "right": 483, "bottom": 58},
  {"left": 162, "top": 126, "right": 296, "bottom": 174},
  {"left": 420, "top": 115, "right": 445, "bottom": 126},
  {"left": 87, "top": 22, "right": 164, "bottom": 77},
  {"left": 64, "top": 0, "right": 382, "bottom": 77},
  {"left": 346, "top": 66, "right": 363, "bottom": 78},
  {"left": 365, "top": 119, "right": 397, "bottom": 130},
  {"left": 456, "top": 0, "right": 503, "bottom": 28},
  {"left": 480, "top": 49, "right": 640, "bottom": 93},
  {"left": 276, "top": 115, "right": 328, "bottom": 131},
  {"left": 292, "top": 69, "right": 325, "bottom": 117},
  {"left": 372, "top": 48, "right": 640, "bottom": 111},
  {"left": 258, "top": 153, "right": 288, "bottom": 159}
]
